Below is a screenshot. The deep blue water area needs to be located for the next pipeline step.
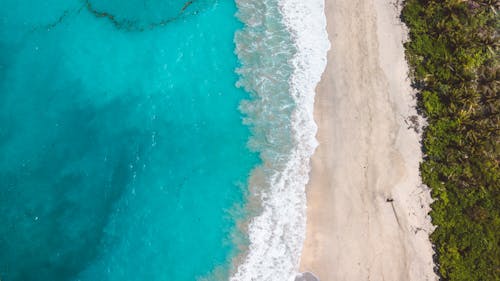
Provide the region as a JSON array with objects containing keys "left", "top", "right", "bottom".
[{"left": 0, "top": 1, "right": 257, "bottom": 280}]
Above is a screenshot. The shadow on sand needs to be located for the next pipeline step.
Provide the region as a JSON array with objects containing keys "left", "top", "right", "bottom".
[{"left": 295, "top": 272, "right": 319, "bottom": 281}]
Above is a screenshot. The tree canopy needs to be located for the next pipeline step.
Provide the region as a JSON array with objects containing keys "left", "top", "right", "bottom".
[{"left": 402, "top": 0, "right": 499, "bottom": 280}]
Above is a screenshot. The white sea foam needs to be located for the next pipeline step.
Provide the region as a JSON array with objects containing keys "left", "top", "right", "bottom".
[{"left": 231, "top": 0, "right": 330, "bottom": 280}]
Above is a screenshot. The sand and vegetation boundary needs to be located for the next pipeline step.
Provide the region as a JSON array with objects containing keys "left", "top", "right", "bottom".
[{"left": 402, "top": 0, "right": 499, "bottom": 279}]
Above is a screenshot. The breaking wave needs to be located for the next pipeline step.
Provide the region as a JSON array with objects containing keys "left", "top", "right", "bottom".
[{"left": 231, "top": 0, "right": 330, "bottom": 280}]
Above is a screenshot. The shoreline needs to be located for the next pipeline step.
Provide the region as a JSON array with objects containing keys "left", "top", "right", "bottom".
[
  {"left": 299, "top": 0, "right": 436, "bottom": 280},
  {"left": 230, "top": 0, "right": 329, "bottom": 280}
]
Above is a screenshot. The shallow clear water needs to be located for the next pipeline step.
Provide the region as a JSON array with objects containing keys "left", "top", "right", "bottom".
[{"left": 0, "top": 1, "right": 258, "bottom": 280}]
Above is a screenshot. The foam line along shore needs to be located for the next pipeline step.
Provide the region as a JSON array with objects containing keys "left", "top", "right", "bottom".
[{"left": 231, "top": 0, "right": 329, "bottom": 280}]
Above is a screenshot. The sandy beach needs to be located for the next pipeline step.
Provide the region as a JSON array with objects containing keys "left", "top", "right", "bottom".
[{"left": 299, "top": 0, "right": 436, "bottom": 280}]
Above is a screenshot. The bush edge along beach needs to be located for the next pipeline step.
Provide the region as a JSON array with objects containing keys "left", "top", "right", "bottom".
[{"left": 402, "top": 0, "right": 499, "bottom": 280}]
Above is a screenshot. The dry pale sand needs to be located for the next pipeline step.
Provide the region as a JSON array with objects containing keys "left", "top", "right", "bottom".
[{"left": 299, "top": 0, "right": 436, "bottom": 280}]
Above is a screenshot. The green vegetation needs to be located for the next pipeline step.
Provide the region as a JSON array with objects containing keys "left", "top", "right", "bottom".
[{"left": 401, "top": 0, "right": 499, "bottom": 280}]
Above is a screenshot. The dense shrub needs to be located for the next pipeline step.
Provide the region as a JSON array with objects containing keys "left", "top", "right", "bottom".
[{"left": 402, "top": 0, "right": 499, "bottom": 280}]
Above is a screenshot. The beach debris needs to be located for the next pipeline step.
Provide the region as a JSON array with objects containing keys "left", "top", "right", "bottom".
[{"left": 404, "top": 115, "right": 420, "bottom": 133}]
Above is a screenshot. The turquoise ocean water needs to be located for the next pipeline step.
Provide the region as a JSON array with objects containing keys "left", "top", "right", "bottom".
[{"left": 0, "top": 1, "right": 259, "bottom": 280}]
